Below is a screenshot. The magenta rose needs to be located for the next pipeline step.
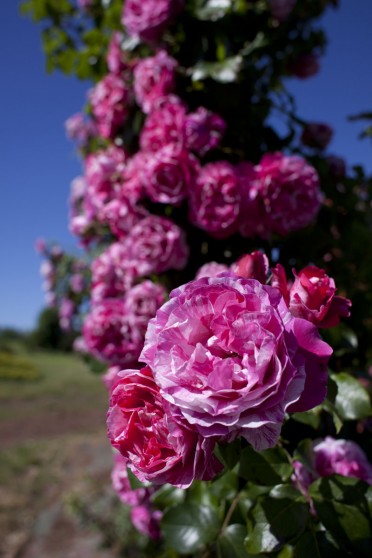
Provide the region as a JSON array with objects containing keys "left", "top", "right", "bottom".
[
  {"left": 84, "top": 145, "right": 127, "bottom": 219},
  {"left": 140, "top": 96, "right": 187, "bottom": 153},
  {"left": 102, "top": 198, "right": 148, "bottom": 240},
  {"left": 123, "top": 281, "right": 167, "bottom": 329},
  {"left": 111, "top": 453, "right": 151, "bottom": 506},
  {"left": 131, "top": 505, "right": 163, "bottom": 540},
  {"left": 288, "top": 265, "right": 351, "bottom": 328},
  {"left": 141, "top": 274, "right": 332, "bottom": 450},
  {"left": 143, "top": 144, "right": 198, "bottom": 205},
  {"left": 240, "top": 153, "right": 323, "bottom": 237},
  {"left": 301, "top": 122, "right": 333, "bottom": 150},
  {"left": 133, "top": 50, "right": 177, "bottom": 114},
  {"left": 189, "top": 161, "right": 241, "bottom": 238},
  {"left": 82, "top": 299, "right": 145, "bottom": 365},
  {"left": 183, "top": 107, "right": 226, "bottom": 156},
  {"left": 231, "top": 251, "right": 270, "bottom": 284},
  {"left": 89, "top": 73, "right": 132, "bottom": 139},
  {"left": 293, "top": 437, "right": 372, "bottom": 494},
  {"left": 91, "top": 242, "right": 143, "bottom": 302},
  {"left": 107, "top": 366, "right": 222, "bottom": 487},
  {"left": 122, "top": 0, "right": 184, "bottom": 42},
  {"left": 122, "top": 215, "right": 189, "bottom": 274},
  {"left": 107, "top": 32, "right": 129, "bottom": 75}
]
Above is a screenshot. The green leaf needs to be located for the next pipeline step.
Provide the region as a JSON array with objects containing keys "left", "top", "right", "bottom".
[
  {"left": 245, "top": 485, "right": 309, "bottom": 554},
  {"left": 292, "top": 408, "right": 321, "bottom": 430},
  {"left": 217, "top": 524, "right": 252, "bottom": 558},
  {"left": 126, "top": 467, "right": 147, "bottom": 491},
  {"left": 321, "top": 399, "right": 343, "bottom": 433},
  {"left": 294, "top": 529, "right": 350, "bottom": 558},
  {"left": 239, "top": 446, "right": 292, "bottom": 486},
  {"left": 191, "top": 55, "right": 242, "bottom": 83},
  {"left": 309, "top": 475, "right": 372, "bottom": 557},
  {"left": 331, "top": 372, "right": 372, "bottom": 420},
  {"left": 162, "top": 503, "right": 221, "bottom": 554},
  {"left": 216, "top": 439, "right": 241, "bottom": 470}
]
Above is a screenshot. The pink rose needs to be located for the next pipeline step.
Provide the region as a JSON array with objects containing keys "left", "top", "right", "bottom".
[
  {"left": 183, "top": 107, "right": 226, "bottom": 156},
  {"left": 143, "top": 144, "right": 198, "bottom": 205},
  {"left": 189, "top": 161, "right": 241, "bottom": 238},
  {"left": 101, "top": 198, "right": 148, "bottom": 240},
  {"left": 89, "top": 73, "right": 132, "bottom": 139},
  {"left": 91, "top": 242, "right": 142, "bottom": 302},
  {"left": 111, "top": 453, "right": 152, "bottom": 506},
  {"left": 122, "top": 0, "right": 184, "bottom": 43},
  {"left": 231, "top": 251, "right": 270, "bottom": 283},
  {"left": 240, "top": 153, "right": 323, "bottom": 238},
  {"left": 59, "top": 298, "right": 75, "bottom": 331},
  {"left": 123, "top": 281, "right": 167, "bottom": 331},
  {"left": 293, "top": 437, "right": 372, "bottom": 493},
  {"left": 122, "top": 216, "right": 189, "bottom": 274},
  {"left": 84, "top": 146, "right": 127, "bottom": 218},
  {"left": 134, "top": 50, "right": 177, "bottom": 114},
  {"left": 301, "top": 122, "right": 333, "bottom": 150},
  {"left": 107, "top": 32, "right": 128, "bottom": 75},
  {"left": 82, "top": 299, "right": 145, "bottom": 365},
  {"left": 314, "top": 437, "right": 372, "bottom": 483},
  {"left": 107, "top": 366, "right": 222, "bottom": 487},
  {"left": 141, "top": 275, "right": 332, "bottom": 450},
  {"left": 195, "top": 262, "right": 229, "bottom": 279},
  {"left": 65, "top": 113, "right": 96, "bottom": 145},
  {"left": 140, "top": 96, "right": 187, "bottom": 153},
  {"left": 131, "top": 505, "right": 163, "bottom": 540},
  {"left": 288, "top": 265, "right": 351, "bottom": 328}
]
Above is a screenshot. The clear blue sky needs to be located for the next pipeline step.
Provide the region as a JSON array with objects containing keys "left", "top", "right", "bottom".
[{"left": 1, "top": 1, "right": 372, "bottom": 331}]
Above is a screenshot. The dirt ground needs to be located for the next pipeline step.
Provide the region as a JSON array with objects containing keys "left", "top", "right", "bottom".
[{"left": 0, "top": 351, "right": 121, "bottom": 558}]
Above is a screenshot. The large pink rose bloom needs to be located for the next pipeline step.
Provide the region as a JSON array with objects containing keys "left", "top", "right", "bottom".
[
  {"left": 82, "top": 299, "right": 145, "bottom": 365},
  {"left": 122, "top": 0, "right": 184, "bottom": 43},
  {"left": 89, "top": 73, "right": 131, "bottom": 139},
  {"left": 122, "top": 216, "right": 189, "bottom": 274},
  {"left": 141, "top": 275, "right": 332, "bottom": 450},
  {"left": 240, "top": 153, "right": 323, "bottom": 237},
  {"left": 107, "top": 366, "right": 222, "bottom": 487},
  {"left": 189, "top": 161, "right": 241, "bottom": 238},
  {"left": 134, "top": 50, "right": 177, "bottom": 114},
  {"left": 143, "top": 144, "right": 199, "bottom": 205}
]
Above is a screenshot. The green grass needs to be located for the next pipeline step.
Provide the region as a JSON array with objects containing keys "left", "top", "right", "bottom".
[{"left": 0, "top": 351, "right": 41, "bottom": 381}]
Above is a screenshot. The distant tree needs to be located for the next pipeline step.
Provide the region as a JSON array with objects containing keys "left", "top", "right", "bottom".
[{"left": 30, "top": 307, "right": 76, "bottom": 351}]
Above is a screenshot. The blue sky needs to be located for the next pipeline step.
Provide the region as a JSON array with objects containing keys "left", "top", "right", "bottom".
[{"left": 1, "top": 1, "right": 372, "bottom": 331}]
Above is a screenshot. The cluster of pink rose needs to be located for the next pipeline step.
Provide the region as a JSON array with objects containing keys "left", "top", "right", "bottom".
[
  {"left": 63, "top": 0, "right": 355, "bottom": 529},
  {"left": 36, "top": 239, "right": 88, "bottom": 330},
  {"left": 107, "top": 250, "right": 351, "bottom": 488}
]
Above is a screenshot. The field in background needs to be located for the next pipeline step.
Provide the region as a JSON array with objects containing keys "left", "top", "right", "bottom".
[{"left": 0, "top": 346, "right": 117, "bottom": 558}]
